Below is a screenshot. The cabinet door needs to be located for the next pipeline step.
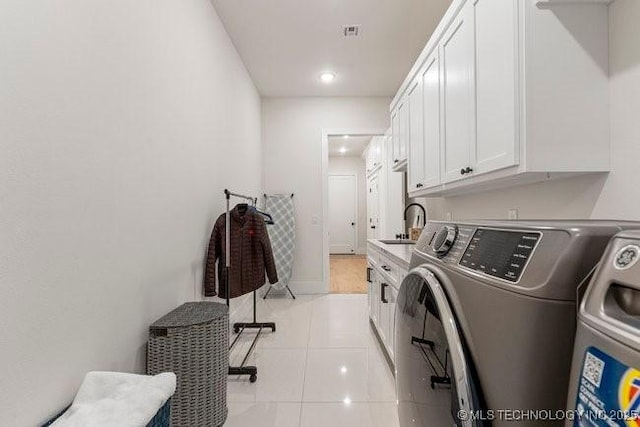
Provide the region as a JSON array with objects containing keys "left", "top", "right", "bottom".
[
  {"left": 378, "top": 280, "right": 390, "bottom": 345},
  {"left": 421, "top": 49, "right": 442, "bottom": 188},
  {"left": 441, "top": 1, "right": 476, "bottom": 183},
  {"left": 391, "top": 107, "right": 400, "bottom": 166},
  {"left": 368, "top": 264, "right": 379, "bottom": 325},
  {"left": 386, "top": 285, "right": 398, "bottom": 363},
  {"left": 373, "top": 136, "right": 383, "bottom": 170},
  {"left": 367, "top": 174, "right": 380, "bottom": 239},
  {"left": 474, "top": 0, "right": 518, "bottom": 174},
  {"left": 384, "top": 133, "right": 404, "bottom": 237},
  {"left": 397, "top": 99, "right": 408, "bottom": 164},
  {"left": 407, "top": 78, "right": 424, "bottom": 192}
]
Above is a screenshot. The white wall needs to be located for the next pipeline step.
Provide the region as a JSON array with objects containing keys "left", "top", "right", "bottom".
[
  {"left": 0, "top": 0, "right": 262, "bottom": 424},
  {"left": 328, "top": 156, "right": 368, "bottom": 254},
  {"left": 422, "top": 0, "right": 640, "bottom": 223},
  {"left": 262, "top": 97, "right": 390, "bottom": 292}
]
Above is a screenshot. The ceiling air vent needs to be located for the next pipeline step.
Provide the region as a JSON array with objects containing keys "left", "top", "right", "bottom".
[{"left": 343, "top": 25, "right": 360, "bottom": 37}]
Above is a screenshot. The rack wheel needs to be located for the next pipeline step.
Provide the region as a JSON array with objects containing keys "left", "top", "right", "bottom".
[{"left": 250, "top": 374, "right": 257, "bottom": 383}]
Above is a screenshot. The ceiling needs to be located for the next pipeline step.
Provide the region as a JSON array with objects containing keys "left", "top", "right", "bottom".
[
  {"left": 328, "top": 135, "right": 372, "bottom": 157},
  {"left": 210, "top": 0, "right": 453, "bottom": 97}
]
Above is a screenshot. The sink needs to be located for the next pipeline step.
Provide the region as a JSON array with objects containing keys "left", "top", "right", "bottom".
[{"left": 378, "top": 239, "right": 416, "bottom": 245}]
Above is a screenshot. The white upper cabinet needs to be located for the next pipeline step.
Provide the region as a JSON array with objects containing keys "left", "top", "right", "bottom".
[
  {"left": 421, "top": 49, "right": 441, "bottom": 189},
  {"left": 407, "top": 46, "right": 442, "bottom": 195},
  {"left": 391, "top": 99, "right": 408, "bottom": 172},
  {"left": 473, "top": 0, "right": 518, "bottom": 175},
  {"left": 365, "top": 133, "right": 403, "bottom": 239},
  {"left": 407, "top": 78, "right": 424, "bottom": 192},
  {"left": 390, "top": 0, "right": 610, "bottom": 196},
  {"left": 365, "top": 136, "right": 382, "bottom": 176},
  {"left": 441, "top": 1, "right": 475, "bottom": 183},
  {"left": 398, "top": 102, "right": 408, "bottom": 164},
  {"left": 390, "top": 108, "right": 400, "bottom": 169}
]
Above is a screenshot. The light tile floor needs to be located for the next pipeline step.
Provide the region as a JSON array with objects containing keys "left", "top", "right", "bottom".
[{"left": 225, "top": 294, "right": 399, "bottom": 427}]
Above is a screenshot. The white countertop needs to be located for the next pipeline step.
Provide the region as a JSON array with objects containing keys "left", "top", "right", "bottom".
[{"left": 367, "top": 239, "right": 415, "bottom": 269}]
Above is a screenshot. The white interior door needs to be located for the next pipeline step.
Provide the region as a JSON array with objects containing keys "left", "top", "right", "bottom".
[{"left": 329, "top": 174, "right": 357, "bottom": 254}]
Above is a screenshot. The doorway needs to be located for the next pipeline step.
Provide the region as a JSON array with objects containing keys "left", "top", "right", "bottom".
[{"left": 326, "top": 133, "right": 381, "bottom": 294}]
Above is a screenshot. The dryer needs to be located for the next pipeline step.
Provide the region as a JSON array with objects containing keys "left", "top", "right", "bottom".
[
  {"left": 566, "top": 230, "right": 640, "bottom": 426},
  {"left": 395, "top": 220, "right": 640, "bottom": 427}
]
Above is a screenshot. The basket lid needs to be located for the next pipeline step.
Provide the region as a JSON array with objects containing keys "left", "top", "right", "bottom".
[{"left": 150, "top": 302, "right": 228, "bottom": 329}]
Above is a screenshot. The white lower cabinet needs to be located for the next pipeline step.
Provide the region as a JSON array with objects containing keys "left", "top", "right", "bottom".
[
  {"left": 379, "top": 283, "right": 398, "bottom": 362},
  {"left": 367, "top": 247, "right": 408, "bottom": 367},
  {"left": 367, "top": 260, "right": 380, "bottom": 327}
]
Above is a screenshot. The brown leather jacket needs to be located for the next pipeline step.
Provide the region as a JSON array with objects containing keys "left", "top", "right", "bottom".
[{"left": 204, "top": 206, "right": 278, "bottom": 298}]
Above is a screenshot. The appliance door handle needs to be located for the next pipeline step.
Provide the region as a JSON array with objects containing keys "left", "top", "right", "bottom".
[
  {"left": 366, "top": 267, "right": 372, "bottom": 283},
  {"left": 381, "top": 283, "right": 389, "bottom": 303}
]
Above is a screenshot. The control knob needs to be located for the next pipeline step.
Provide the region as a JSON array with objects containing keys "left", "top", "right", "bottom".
[{"left": 432, "top": 225, "right": 458, "bottom": 257}]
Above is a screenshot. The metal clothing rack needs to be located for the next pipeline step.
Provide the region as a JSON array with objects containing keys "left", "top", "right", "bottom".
[{"left": 224, "top": 189, "right": 276, "bottom": 383}]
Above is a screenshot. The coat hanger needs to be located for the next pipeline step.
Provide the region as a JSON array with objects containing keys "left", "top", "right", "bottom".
[{"left": 254, "top": 209, "right": 274, "bottom": 225}]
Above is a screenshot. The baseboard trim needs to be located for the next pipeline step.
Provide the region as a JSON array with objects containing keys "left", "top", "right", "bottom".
[{"left": 287, "top": 281, "right": 327, "bottom": 295}]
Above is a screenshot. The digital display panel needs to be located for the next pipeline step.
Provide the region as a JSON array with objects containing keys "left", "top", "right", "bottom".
[{"left": 459, "top": 228, "right": 540, "bottom": 282}]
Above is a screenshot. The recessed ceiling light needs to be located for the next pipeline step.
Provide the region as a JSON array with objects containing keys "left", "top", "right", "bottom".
[
  {"left": 339, "top": 147, "right": 348, "bottom": 154},
  {"left": 320, "top": 72, "right": 336, "bottom": 83},
  {"left": 343, "top": 135, "right": 350, "bottom": 139}
]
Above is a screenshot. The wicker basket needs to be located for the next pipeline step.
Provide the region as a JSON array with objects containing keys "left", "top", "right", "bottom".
[{"left": 147, "top": 302, "right": 229, "bottom": 427}]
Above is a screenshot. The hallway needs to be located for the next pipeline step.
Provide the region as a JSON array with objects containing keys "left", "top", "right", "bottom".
[{"left": 329, "top": 255, "right": 367, "bottom": 294}]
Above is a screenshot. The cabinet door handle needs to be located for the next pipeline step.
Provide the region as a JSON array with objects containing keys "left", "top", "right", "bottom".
[
  {"left": 371, "top": 225, "right": 376, "bottom": 229},
  {"left": 394, "top": 159, "right": 399, "bottom": 163},
  {"left": 381, "top": 265, "right": 392, "bottom": 272},
  {"left": 465, "top": 167, "right": 474, "bottom": 174},
  {"left": 381, "top": 283, "right": 389, "bottom": 303},
  {"left": 416, "top": 183, "right": 424, "bottom": 188},
  {"left": 460, "top": 168, "right": 466, "bottom": 175},
  {"left": 366, "top": 267, "right": 372, "bottom": 283}
]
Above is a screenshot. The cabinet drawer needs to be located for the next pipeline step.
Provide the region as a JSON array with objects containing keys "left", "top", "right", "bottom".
[{"left": 378, "top": 257, "right": 402, "bottom": 287}]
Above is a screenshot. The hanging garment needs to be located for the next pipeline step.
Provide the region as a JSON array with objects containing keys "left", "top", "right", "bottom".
[
  {"left": 204, "top": 205, "right": 278, "bottom": 298},
  {"left": 263, "top": 195, "right": 296, "bottom": 291}
]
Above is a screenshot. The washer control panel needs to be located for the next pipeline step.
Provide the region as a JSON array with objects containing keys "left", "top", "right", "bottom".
[
  {"left": 459, "top": 228, "right": 541, "bottom": 283},
  {"left": 421, "top": 225, "right": 474, "bottom": 263},
  {"left": 432, "top": 225, "right": 458, "bottom": 257}
]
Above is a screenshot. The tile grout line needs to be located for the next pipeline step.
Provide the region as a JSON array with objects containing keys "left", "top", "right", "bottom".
[{"left": 296, "top": 297, "right": 315, "bottom": 427}]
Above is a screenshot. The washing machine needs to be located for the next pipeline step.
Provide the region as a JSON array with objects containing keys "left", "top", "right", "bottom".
[
  {"left": 395, "top": 220, "right": 640, "bottom": 427},
  {"left": 566, "top": 230, "right": 640, "bottom": 427}
]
